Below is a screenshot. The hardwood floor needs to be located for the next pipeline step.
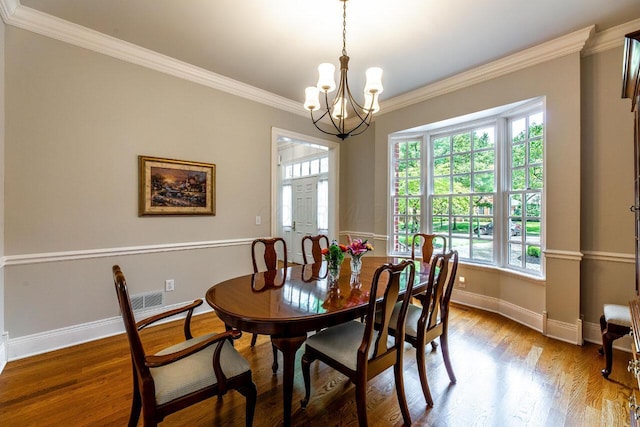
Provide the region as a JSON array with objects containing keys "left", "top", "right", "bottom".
[{"left": 0, "top": 304, "right": 635, "bottom": 426}]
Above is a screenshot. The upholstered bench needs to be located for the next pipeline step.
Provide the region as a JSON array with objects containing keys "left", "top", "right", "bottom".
[{"left": 600, "top": 303, "right": 632, "bottom": 378}]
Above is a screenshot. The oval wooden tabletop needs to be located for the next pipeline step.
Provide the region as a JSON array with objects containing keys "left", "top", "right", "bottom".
[{"left": 205, "top": 256, "right": 430, "bottom": 337}]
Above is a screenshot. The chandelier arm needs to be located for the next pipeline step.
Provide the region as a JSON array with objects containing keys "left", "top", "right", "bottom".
[
  {"left": 342, "top": 73, "right": 369, "bottom": 121},
  {"left": 325, "top": 76, "right": 348, "bottom": 136},
  {"left": 341, "top": 71, "right": 373, "bottom": 134},
  {"left": 310, "top": 110, "right": 348, "bottom": 138},
  {"left": 346, "top": 115, "right": 373, "bottom": 137},
  {"left": 309, "top": 91, "right": 347, "bottom": 139},
  {"left": 310, "top": 108, "right": 330, "bottom": 126}
]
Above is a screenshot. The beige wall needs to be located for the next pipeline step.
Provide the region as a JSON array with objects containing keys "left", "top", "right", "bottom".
[
  {"left": 3, "top": 27, "right": 317, "bottom": 338},
  {"left": 2, "top": 18, "right": 638, "bottom": 353},
  {"left": 0, "top": 17, "right": 5, "bottom": 344},
  {"left": 580, "top": 46, "right": 637, "bottom": 323},
  {"left": 339, "top": 129, "right": 375, "bottom": 235}
]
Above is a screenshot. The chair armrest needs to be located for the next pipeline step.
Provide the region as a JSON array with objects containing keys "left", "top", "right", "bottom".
[
  {"left": 145, "top": 329, "right": 241, "bottom": 368},
  {"left": 136, "top": 299, "right": 203, "bottom": 331}
]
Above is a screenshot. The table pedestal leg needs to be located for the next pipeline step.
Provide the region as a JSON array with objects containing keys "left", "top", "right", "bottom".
[{"left": 271, "top": 335, "right": 306, "bottom": 427}]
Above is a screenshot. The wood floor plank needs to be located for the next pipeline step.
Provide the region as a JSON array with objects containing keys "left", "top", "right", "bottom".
[{"left": 0, "top": 304, "right": 636, "bottom": 426}]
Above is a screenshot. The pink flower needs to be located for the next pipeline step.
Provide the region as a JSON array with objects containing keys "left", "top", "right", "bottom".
[{"left": 346, "top": 236, "right": 374, "bottom": 257}]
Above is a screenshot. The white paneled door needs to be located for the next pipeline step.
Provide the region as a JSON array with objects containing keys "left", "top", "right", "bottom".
[{"left": 291, "top": 176, "right": 318, "bottom": 264}]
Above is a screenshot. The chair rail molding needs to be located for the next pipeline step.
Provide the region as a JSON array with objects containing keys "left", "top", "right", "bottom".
[
  {"left": 582, "top": 250, "right": 635, "bottom": 264},
  {"left": 544, "top": 249, "right": 583, "bottom": 261},
  {"left": 3, "top": 238, "right": 255, "bottom": 266}
]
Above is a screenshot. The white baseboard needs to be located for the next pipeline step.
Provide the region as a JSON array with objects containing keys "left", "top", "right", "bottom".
[
  {"left": 0, "top": 332, "right": 8, "bottom": 373},
  {"left": 453, "top": 288, "right": 630, "bottom": 348},
  {"left": 582, "top": 319, "right": 632, "bottom": 353},
  {"left": 7, "top": 291, "right": 590, "bottom": 361},
  {"left": 7, "top": 303, "right": 213, "bottom": 361},
  {"left": 452, "top": 289, "right": 580, "bottom": 345},
  {"left": 546, "top": 317, "right": 581, "bottom": 345}
]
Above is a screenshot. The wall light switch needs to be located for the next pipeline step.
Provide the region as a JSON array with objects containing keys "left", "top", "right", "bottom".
[{"left": 256, "top": 216, "right": 261, "bottom": 225}]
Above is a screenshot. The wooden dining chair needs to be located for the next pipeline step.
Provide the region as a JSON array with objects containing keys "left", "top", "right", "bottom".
[
  {"left": 383, "top": 250, "right": 459, "bottom": 407},
  {"left": 411, "top": 233, "right": 447, "bottom": 263},
  {"left": 251, "top": 237, "right": 287, "bottom": 373},
  {"left": 301, "top": 234, "right": 330, "bottom": 264},
  {"left": 300, "top": 259, "right": 416, "bottom": 426},
  {"left": 112, "top": 265, "right": 256, "bottom": 427}
]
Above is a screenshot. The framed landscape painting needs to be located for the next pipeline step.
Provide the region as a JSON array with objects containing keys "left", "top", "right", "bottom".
[{"left": 138, "top": 155, "right": 216, "bottom": 216}]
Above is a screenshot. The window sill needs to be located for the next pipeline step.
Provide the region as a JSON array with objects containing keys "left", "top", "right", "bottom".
[{"left": 458, "top": 260, "right": 546, "bottom": 285}]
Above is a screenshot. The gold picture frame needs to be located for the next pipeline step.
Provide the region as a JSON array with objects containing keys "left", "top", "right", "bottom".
[{"left": 138, "top": 155, "right": 216, "bottom": 216}]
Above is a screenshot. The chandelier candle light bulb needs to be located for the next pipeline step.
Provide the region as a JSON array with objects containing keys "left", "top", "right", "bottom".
[{"left": 317, "top": 63, "right": 337, "bottom": 92}]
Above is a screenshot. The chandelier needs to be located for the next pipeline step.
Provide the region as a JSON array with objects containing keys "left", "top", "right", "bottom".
[{"left": 303, "top": 0, "right": 383, "bottom": 140}]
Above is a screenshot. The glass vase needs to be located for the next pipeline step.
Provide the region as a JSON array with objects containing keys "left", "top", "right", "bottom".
[
  {"left": 350, "top": 255, "right": 362, "bottom": 275},
  {"left": 350, "top": 255, "right": 362, "bottom": 285},
  {"left": 327, "top": 262, "right": 341, "bottom": 287}
]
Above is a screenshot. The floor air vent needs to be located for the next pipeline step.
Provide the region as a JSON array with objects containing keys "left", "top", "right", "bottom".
[{"left": 130, "top": 291, "right": 164, "bottom": 311}]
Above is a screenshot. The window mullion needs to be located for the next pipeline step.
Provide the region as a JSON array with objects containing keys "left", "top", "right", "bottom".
[
  {"left": 496, "top": 117, "right": 507, "bottom": 267},
  {"left": 423, "top": 134, "right": 431, "bottom": 235}
]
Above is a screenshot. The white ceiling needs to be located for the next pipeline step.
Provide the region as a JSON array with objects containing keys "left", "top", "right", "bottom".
[{"left": 16, "top": 0, "right": 640, "bottom": 106}]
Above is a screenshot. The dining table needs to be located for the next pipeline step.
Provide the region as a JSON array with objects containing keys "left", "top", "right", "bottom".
[{"left": 205, "top": 256, "right": 431, "bottom": 427}]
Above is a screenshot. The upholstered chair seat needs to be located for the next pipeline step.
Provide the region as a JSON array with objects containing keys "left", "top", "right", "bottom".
[
  {"left": 152, "top": 333, "right": 252, "bottom": 405},
  {"left": 304, "top": 321, "right": 378, "bottom": 371}
]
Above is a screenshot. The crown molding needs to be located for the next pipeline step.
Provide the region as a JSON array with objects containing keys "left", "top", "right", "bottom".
[
  {"left": 0, "top": 0, "right": 306, "bottom": 118},
  {"left": 0, "top": 0, "right": 637, "bottom": 121},
  {"left": 582, "top": 18, "right": 640, "bottom": 56},
  {"left": 380, "top": 25, "right": 595, "bottom": 115}
]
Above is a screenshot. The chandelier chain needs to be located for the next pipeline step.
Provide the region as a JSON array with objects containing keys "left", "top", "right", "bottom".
[{"left": 342, "top": 0, "right": 347, "bottom": 56}]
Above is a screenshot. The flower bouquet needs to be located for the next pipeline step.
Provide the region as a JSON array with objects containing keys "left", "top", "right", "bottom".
[
  {"left": 321, "top": 240, "right": 347, "bottom": 285},
  {"left": 346, "top": 236, "right": 374, "bottom": 276}
]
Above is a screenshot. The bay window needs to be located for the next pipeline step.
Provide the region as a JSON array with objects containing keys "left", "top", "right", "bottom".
[{"left": 389, "top": 99, "right": 544, "bottom": 275}]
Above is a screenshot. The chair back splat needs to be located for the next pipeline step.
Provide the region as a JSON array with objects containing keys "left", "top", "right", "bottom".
[
  {"left": 411, "top": 233, "right": 447, "bottom": 263},
  {"left": 301, "top": 234, "right": 330, "bottom": 264},
  {"left": 300, "top": 259, "right": 416, "bottom": 426},
  {"left": 252, "top": 237, "right": 287, "bottom": 272},
  {"left": 112, "top": 265, "right": 256, "bottom": 427}
]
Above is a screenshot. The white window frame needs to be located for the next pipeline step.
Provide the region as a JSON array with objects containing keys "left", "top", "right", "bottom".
[{"left": 388, "top": 99, "right": 544, "bottom": 276}]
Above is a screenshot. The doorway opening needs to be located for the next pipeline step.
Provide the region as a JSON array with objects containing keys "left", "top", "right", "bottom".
[{"left": 271, "top": 128, "right": 339, "bottom": 264}]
